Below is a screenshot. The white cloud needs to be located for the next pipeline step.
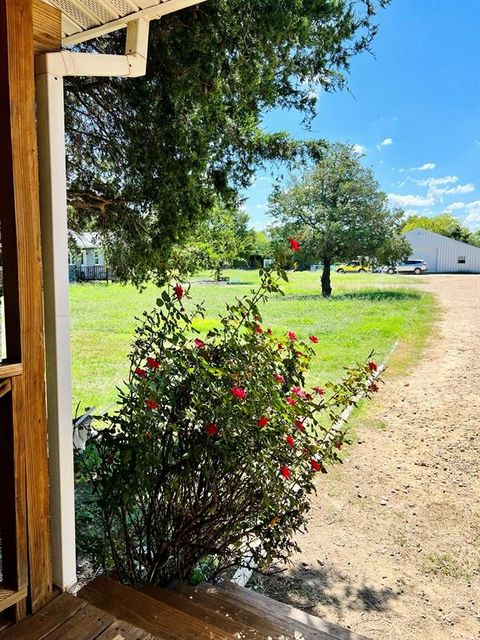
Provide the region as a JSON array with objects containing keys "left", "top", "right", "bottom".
[
  {"left": 444, "top": 201, "right": 466, "bottom": 212},
  {"left": 416, "top": 175, "right": 459, "bottom": 187},
  {"left": 433, "top": 183, "right": 475, "bottom": 196},
  {"left": 254, "top": 203, "right": 267, "bottom": 210},
  {"left": 409, "top": 162, "right": 436, "bottom": 172},
  {"left": 352, "top": 143, "right": 366, "bottom": 155},
  {"left": 463, "top": 200, "right": 480, "bottom": 230},
  {"left": 377, "top": 137, "right": 393, "bottom": 150},
  {"left": 388, "top": 193, "right": 435, "bottom": 208}
]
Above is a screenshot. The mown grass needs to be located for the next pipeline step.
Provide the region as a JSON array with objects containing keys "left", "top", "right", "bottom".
[{"left": 70, "top": 270, "right": 437, "bottom": 412}]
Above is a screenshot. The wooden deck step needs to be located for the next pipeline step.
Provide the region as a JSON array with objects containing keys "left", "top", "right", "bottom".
[
  {"left": 218, "top": 580, "right": 369, "bottom": 640},
  {"left": 79, "top": 576, "right": 236, "bottom": 640},
  {"left": 0, "top": 592, "right": 156, "bottom": 640},
  {"left": 138, "top": 583, "right": 269, "bottom": 638}
]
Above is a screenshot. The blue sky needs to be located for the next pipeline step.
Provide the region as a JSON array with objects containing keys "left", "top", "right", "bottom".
[{"left": 244, "top": 0, "right": 480, "bottom": 231}]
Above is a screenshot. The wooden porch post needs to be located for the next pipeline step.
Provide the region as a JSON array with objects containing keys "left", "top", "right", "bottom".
[{"left": 0, "top": 0, "right": 53, "bottom": 613}]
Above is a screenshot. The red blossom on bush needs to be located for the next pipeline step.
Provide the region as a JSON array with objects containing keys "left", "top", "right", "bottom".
[
  {"left": 285, "top": 434, "right": 295, "bottom": 447},
  {"left": 145, "top": 399, "right": 158, "bottom": 410},
  {"left": 146, "top": 357, "right": 160, "bottom": 369},
  {"left": 368, "top": 361, "right": 378, "bottom": 371},
  {"left": 194, "top": 338, "right": 206, "bottom": 349},
  {"left": 231, "top": 385, "right": 247, "bottom": 400},
  {"left": 286, "top": 395, "right": 297, "bottom": 406},
  {"left": 257, "top": 415, "right": 269, "bottom": 428},
  {"left": 277, "top": 343, "right": 284, "bottom": 350},
  {"left": 174, "top": 284, "right": 184, "bottom": 301},
  {"left": 295, "top": 419, "right": 305, "bottom": 431},
  {"left": 310, "top": 459, "right": 322, "bottom": 472},
  {"left": 134, "top": 367, "right": 147, "bottom": 378},
  {"left": 369, "top": 382, "right": 379, "bottom": 392},
  {"left": 288, "top": 238, "right": 301, "bottom": 252},
  {"left": 266, "top": 328, "right": 272, "bottom": 335},
  {"left": 309, "top": 335, "right": 319, "bottom": 344},
  {"left": 312, "top": 386, "right": 325, "bottom": 395},
  {"left": 274, "top": 373, "right": 285, "bottom": 384},
  {"left": 287, "top": 331, "right": 297, "bottom": 341},
  {"left": 291, "top": 386, "right": 306, "bottom": 398},
  {"left": 335, "top": 441, "right": 343, "bottom": 450},
  {"left": 280, "top": 465, "right": 291, "bottom": 479},
  {"left": 255, "top": 325, "right": 263, "bottom": 334},
  {"left": 206, "top": 423, "right": 219, "bottom": 436}
]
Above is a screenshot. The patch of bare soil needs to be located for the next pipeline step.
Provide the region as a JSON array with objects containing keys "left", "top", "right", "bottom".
[{"left": 263, "top": 275, "right": 480, "bottom": 640}]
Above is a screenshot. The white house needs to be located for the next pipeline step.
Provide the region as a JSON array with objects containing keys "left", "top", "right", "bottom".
[
  {"left": 69, "top": 231, "right": 105, "bottom": 268},
  {"left": 404, "top": 228, "right": 480, "bottom": 273}
]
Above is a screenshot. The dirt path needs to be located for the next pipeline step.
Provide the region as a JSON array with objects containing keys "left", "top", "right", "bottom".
[{"left": 264, "top": 275, "right": 480, "bottom": 640}]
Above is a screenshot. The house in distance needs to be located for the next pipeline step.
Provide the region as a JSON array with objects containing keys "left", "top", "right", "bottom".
[{"left": 404, "top": 228, "right": 480, "bottom": 273}]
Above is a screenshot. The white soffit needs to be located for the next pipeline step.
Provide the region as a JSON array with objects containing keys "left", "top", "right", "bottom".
[{"left": 45, "top": 0, "right": 206, "bottom": 46}]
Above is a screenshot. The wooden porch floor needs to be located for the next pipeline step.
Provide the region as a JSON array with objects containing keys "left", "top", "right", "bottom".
[{"left": 0, "top": 576, "right": 372, "bottom": 640}]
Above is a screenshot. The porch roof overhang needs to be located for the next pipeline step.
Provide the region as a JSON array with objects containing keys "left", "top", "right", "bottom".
[{"left": 45, "top": 0, "right": 204, "bottom": 46}]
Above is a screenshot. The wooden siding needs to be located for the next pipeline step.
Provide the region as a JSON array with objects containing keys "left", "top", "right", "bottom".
[{"left": 0, "top": 0, "right": 53, "bottom": 618}]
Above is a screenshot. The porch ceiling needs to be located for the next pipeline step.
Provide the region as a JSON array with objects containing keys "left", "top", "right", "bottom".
[{"left": 45, "top": 0, "right": 205, "bottom": 46}]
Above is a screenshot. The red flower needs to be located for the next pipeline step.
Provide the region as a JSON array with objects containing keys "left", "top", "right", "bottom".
[
  {"left": 255, "top": 325, "right": 263, "bottom": 334},
  {"left": 291, "top": 386, "right": 306, "bottom": 398},
  {"left": 145, "top": 399, "right": 158, "bottom": 410},
  {"left": 335, "top": 441, "right": 343, "bottom": 450},
  {"left": 266, "top": 328, "right": 272, "bottom": 335},
  {"left": 286, "top": 396, "right": 297, "bottom": 406},
  {"left": 277, "top": 343, "right": 284, "bottom": 351},
  {"left": 287, "top": 331, "right": 297, "bottom": 341},
  {"left": 134, "top": 367, "right": 147, "bottom": 378},
  {"left": 146, "top": 357, "right": 160, "bottom": 369},
  {"left": 295, "top": 350, "right": 304, "bottom": 358},
  {"left": 288, "top": 238, "right": 301, "bottom": 252},
  {"left": 369, "top": 382, "right": 379, "bottom": 393},
  {"left": 295, "top": 419, "right": 305, "bottom": 431},
  {"left": 174, "top": 283, "right": 184, "bottom": 301},
  {"left": 285, "top": 434, "right": 295, "bottom": 447},
  {"left": 305, "top": 393, "right": 313, "bottom": 401},
  {"left": 231, "top": 385, "right": 247, "bottom": 400},
  {"left": 368, "top": 361, "right": 378, "bottom": 371},
  {"left": 206, "top": 423, "right": 218, "bottom": 436},
  {"left": 257, "top": 415, "right": 269, "bottom": 428},
  {"left": 280, "top": 465, "right": 291, "bottom": 479},
  {"left": 274, "top": 373, "right": 285, "bottom": 384},
  {"left": 309, "top": 335, "right": 319, "bottom": 344},
  {"left": 310, "top": 459, "right": 322, "bottom": 472},
  {"left": 312, "top": 386, "right": 325, "bottom": 396},
  {"left": 194, "top": 338, "right": 206, "bottom": 348}
]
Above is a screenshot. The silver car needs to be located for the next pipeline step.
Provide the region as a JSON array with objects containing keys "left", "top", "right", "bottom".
[{"left": 395, "top": 259, "right": 428, "bottom": 275}]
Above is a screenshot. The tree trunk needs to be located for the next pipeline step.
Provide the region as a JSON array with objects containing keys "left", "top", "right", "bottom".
[{"left": 321, "top": 259, "right": 332, "bottom": 298}]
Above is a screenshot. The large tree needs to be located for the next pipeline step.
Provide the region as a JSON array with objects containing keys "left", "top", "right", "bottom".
[
  {"left": 65, "top": 0, "right": 388, "bottom": 286},
  {"left": 268, "top": 143, "right": 404, "bottom": 297}
]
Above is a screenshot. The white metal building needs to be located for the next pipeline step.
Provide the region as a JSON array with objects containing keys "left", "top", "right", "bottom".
[{"left": 404, "top": 228, "right": 480, "bottom": 273}]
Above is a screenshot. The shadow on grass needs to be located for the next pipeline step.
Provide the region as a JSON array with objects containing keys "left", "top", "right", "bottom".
[
  {"left": 263, "top": 562, "right": 401, "bottom": 619},
  {"left": 284, "top": 289, "right": 423, "bottom": 303}
]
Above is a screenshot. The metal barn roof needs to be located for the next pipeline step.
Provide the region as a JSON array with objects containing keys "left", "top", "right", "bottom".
[{"left": 45, "top": 0, "right": 204, "bottom": 46}]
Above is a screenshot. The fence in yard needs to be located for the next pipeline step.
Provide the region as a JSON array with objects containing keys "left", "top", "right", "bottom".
[{"left": 69, "top": 265, "right": 114, "bottom": 282}]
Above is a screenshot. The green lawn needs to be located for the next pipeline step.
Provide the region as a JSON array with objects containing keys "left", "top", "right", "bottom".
[{"left": 70, "top": 270, "right": 437, "bottom": 412}]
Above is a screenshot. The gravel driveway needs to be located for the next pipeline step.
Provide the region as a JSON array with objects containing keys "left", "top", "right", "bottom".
[{"left": 264, "top": 275, "right": 480, "bottom": 640}]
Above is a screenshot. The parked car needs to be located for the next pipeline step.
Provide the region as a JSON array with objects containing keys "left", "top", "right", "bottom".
[
  {"left": 390, "top": 259, "right": 428, "bottom": 275},
  {"left": 336, "top": 261, "right": 371, "bottom": 273},
  {"left": 378, "top": 265, "right": 397, "bottom": 274}
]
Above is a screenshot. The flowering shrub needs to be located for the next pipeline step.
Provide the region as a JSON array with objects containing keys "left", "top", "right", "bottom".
[{"left": 80, "top": 266, "right": 379, "bottom": 585}]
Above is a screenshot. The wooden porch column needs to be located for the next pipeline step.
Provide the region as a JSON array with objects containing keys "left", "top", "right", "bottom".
[{"left": 0, "top": 0, "right": 52, "bottom": 613}]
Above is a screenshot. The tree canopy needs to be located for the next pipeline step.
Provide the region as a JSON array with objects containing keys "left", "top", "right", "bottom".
[
  {"left": 268, "top": 143, "right": 405, "bottom": 296},
  {"left": 65, "top": 0, "right": 388, "bottom": 286}
]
